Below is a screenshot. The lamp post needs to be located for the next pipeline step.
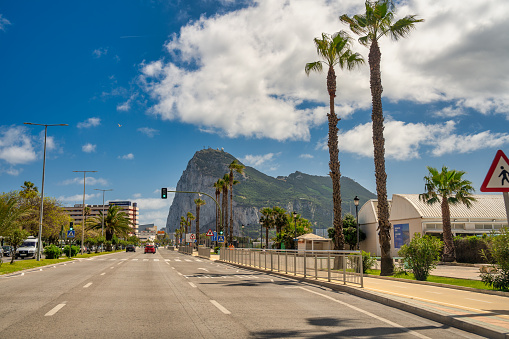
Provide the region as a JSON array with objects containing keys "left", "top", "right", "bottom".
[
  {"left": 241, "top": 224, "right": 244, "bottom": 248},
  {"left": 74, "top": 170, "right": 97, "bottom": 254},
  {"left": 24, "top": 122, "right": 68, "bottom": 261},
  {"left": 94, "top": 188, "right": 113, "bottom": 252},
  {"left": 354, "top": 196, "right": 360, "bottom": 251},
  {"left": 293, "top": 211, "right": 297, "bottom": 250}
]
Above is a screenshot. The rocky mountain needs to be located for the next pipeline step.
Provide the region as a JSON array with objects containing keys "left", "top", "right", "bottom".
[{"left": 165, "top": 149, "right": 376, "bottom": 238}]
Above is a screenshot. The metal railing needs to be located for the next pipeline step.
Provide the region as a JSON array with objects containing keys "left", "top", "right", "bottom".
[
  {"left": 197, "top": 246, "right": 211, "bottom": 258},
  {"left": 178, "top": 245, "right": 193, "bottom": 255},
  {"left": 220, "top": 248, "right": 363, "bottom": 287}
]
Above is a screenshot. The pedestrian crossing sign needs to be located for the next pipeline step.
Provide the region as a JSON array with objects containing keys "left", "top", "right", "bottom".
[
  {"left": 481, "top": 150, "right": 509, "bottom": 192},
  {"left": 67, "top": 230, "right": 75, "bottom": 238},
  {"left": 217, "top": 235, "right": 225, "bottom": 243}
]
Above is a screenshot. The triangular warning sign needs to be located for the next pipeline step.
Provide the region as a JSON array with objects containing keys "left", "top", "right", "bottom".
[
  {"left": 205, "top": 229, "right": 214, "bottom": 236},
  {"left": 481, "top": 150, "right": 509, "bottom": 192},
  {"left": 189, "top": 234, "right": 196, "bottom": 240}
]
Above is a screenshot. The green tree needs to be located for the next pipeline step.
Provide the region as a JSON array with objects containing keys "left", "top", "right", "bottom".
[
  {"left": 328, "top": 213, "right": 366, "bottom": 250},
  {"left": 5, "top": 228, "right": 30, "bottom": 264},
  {"left": 0, "top": 195, "right": 30, "bottom": 236},
  {"left": 481, "top": 227, "right": 509, "bottom": 291},
  {"left": 186, "top": 212, "right": 195, "bottom": 244},
  {"left": 419, "top": 166, "right": 476, "bottom": 262},
  {"left": 213, "top": 179, "right": 222, "bottom": 235},
  {"left": 340, "top": 1, "right": 423, "bottom": 275},
  {"left": 228, "top": 160, "right": 245, "bottom": 244},
  {"left": 260, "top": 207, "right": 275, "bottom": 249},
  {"left": 305, "top": 31, "right": 364, "bottom": 254},
  {"left": 221, "top": 174, "right": 229, "bottom": 243},
  {"left": 194, "top": 198, "right": 206, "bottom": 246},
  {"left": 398, "top": 233, "right": 443, "bottom": 281},
  {"left": 86, "top": 205, "right": 133, "bottom": 248}
]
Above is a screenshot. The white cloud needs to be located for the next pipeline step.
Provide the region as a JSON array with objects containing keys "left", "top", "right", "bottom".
[
  {"left": 140, "top": 0, "right": 509, "bottom": 141},
  {"left": 93, "top": 47, "right": 108, "bottom": 58},
  {"left": 77, "top": 117, "right": 101, "bottom": 129},
  {"left": 82, "top": 143, "right": 96, "bottom": 153},
  {"left": 61, "top": 176, "right": 108, "bottom": 186},
  {"left": 0, "top": 14, "right": 11, "bottom": 31},
  {"left": 57, "top": 193, "right": 99, "bottom": 204},
  {"left": 0, "top": 126, "right": 37, "bottom": 165},
  {"left": 119, "top": 153, "right": 134, "bottom": 160},
  {"left": 138, "top": 127, "right": 159, "bottom": 138},
  {"left": 299, "top": 154, "right": 314, "bottom": 159},
  {"left": 433, "top": 106, "right": 465, "bottom": 118},
  {"left": 241, "top": 152, "right": 280, "bottom": 167},
  {"left": 324, "top": 120, "right": 509, "bottom": 160},
  {"left": 117, "top": 93, "right": 138, "bottom": 112}
]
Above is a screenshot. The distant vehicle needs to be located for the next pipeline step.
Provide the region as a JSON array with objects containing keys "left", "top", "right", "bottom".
[
  {"left": 144, "top": 245, "right": 156, "bottom": 254},
  {"left": 2, "top": 246, "right": 13, "bottom": 257},
  {"left": 126, "top": 244, "right": 136, "bottom": 252},
  {"left": 16, "top": 237, "right": 41, "bottom": 259}
]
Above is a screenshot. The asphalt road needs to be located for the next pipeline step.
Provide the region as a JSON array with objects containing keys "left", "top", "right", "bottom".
[{"left": 0, "top": 249, "right": 485, "bottom": 338}]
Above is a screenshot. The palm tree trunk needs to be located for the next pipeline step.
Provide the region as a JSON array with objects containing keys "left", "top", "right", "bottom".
[
  {"left": 229, "top": 175, "right": 234, "bottom": 245},
  {"left": 326, "top": 65, "right": 344, "bottom": 252},
  {"left": 265, "top": 227, "right": 269, "bottom": 249},
  {"left": 222, "top": 187, "right": 228, "bottom": 244},
  {"left": 196, "top": 206, "right": 200, "bottom": 248},
  {"left": 369, "top": 39, "right": 393, "bottom": 276},
  {"left": 441, "top": 197, "right": 455, "bottom": 262}
]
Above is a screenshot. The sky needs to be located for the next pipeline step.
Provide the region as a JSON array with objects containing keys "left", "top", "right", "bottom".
[{"left": 1, "top": 0, "right": 509, "bottom": 230}]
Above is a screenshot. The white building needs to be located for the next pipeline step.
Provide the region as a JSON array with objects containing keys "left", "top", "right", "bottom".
[{"left": 358, "top": 194, "right": 508, "bottom": 257}]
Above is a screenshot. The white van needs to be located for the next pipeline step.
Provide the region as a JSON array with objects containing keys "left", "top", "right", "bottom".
[{"left": 16, "top": 236, "right": 40, "bottom": 259}]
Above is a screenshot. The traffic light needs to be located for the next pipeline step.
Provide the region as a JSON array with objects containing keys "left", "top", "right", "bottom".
[
  {"left": 219, "top": 230, "right": 224, "bottom": 235},
  {"left": 161, "top": 187, "right": 167, "bottom": 199},
  {"left": 69, "top": 222, "right": 74, "bottom": 231}
]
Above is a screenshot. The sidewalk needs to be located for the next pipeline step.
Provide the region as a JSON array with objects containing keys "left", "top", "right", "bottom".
[{"left": 209, "top": 252, "right": 509, "bottom": 339}]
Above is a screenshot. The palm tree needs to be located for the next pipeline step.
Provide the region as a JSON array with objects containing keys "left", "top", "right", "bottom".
[
  {"left": 0, "top": 196, "right": 29, "bottom": 235},
  {"left": 194, "top": 198, "right": 206, "bottom": 246},
  {"left": 221, "top": 174, "right": 229, "bottom": 243},
  {"left": 186, "top": 212, "right": 195, "bottom": 245},
  {"left": 228, "top": 160, "right": 245, "bottom": 244},
  {"left": 340, "top": 1, "right": 423, "bottom": 275},
  {"left": 305, "top": 31, "right": 364, "bottom": 253},
  {"left": 419, "top": 166, "right": 476, "bottom": 262},
  {"left": 260, "top": 207, "right": 275, "bottom": 249},
  {"left": 213, "top": 179, "right": 222, "bottom": 235},
  {"left": 86, "top": 205, "right": 132, "bottom": 248}
]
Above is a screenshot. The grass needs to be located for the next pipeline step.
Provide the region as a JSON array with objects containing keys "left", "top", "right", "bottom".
[
  {"left": 0, "top": 250, "right": 123, "bottom": 275},
  {"left": 365, "top": 269, "right": 491, "bottom": 290}
]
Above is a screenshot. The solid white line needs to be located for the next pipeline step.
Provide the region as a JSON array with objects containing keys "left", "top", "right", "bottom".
[
  {"left": 189, "top": 282, "right": 197, "bottom": 288},
  {"left": 210, "top": 300, "right": 231, "bottom": 315},
  {"left": 83, "top": 282, "right": 93, "bottom": 288},
  {"left": 298, "top": 287, "right": 431, "bottom": 339},
  {"left": 45, "top": 303, "right": 66, "bottom": 316}
]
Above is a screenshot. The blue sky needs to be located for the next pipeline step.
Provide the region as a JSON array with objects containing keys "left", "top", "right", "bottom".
[{"left": 1, "top": 0, "right": 509, "bottom": 230}]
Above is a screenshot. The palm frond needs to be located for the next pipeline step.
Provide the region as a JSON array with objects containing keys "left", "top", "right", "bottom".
[{"left": 305, "top": 61, "right": 323, "bottom": 75}]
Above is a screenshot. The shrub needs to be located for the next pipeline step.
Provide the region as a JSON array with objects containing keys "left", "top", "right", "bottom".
[
  {"left": 63, "top": 245, "right": 80, "bottom": 257},
  {"left": 398, "top": 233, "right": 443, "bottom": 281},
  {"left": 44, "top": 245, "right": 61, "bottom": 259},
  {"left": 361, "top": 251, "right": 376, "bottom": 273},
  {"left": 454, "top": 235, "right": 491, "bottom": 263},
  {"left": 481, "top": 227, "right": 509, "bottom": 291}
]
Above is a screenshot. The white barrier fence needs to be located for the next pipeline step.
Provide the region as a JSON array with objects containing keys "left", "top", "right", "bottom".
[{"left": 220, "top": 248, "right": 363, "bottom": 288}]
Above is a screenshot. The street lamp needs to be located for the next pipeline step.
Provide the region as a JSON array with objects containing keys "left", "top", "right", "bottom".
[
  {"left": 293, "top": 211, "right": 297, "bottom": 250},
  {"left": 354, "top": 196, "right": 360, "bottom": 250},
  {"left": 74, "top": 170, "right": 97, "bottom": 254},
  {"left": 94, "top": 188, "right": 113, "bottom": 252},
  {"left": 24, "top": 122, "right": 68, "bottom": 261}
]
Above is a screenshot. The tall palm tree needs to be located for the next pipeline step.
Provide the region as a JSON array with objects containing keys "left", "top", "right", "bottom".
[
  {"left": 420, "top": 166, "right": 476, "bottom": 262},
  {"left": 194, "top": 198, "right": 206, "bottom": 246},
  {"left": 221, "top": 174, "right": 229, "bottom": 243},
  {"left": 179, "top": 216, "right": 187, "bottom": 245},
  {"left": 228, "top": 160, "right": 245, "bottom": 244},
  {"left": 305, "top": 31, "right": 364, "bottom": 253},
  {"left": 340, "top": 1, "right": 423, "bottom": 275},
  {"left": 0, "top": 196, "right": 29, "bottom": 235},
  {"left": 213, "top": 179, "right": 222, "bottom": 235},
  {"left": 86, "top": 205, "right": 132, "bottom": 243},
  {"left": 186, "top": 212, "right": 195, "bottom": 245},
  {"left": 260, "top": 207, "right": 274, "bottom": 249}
]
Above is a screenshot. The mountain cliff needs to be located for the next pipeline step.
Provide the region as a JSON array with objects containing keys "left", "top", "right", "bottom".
[{"left": 166, "top": 149, "right": 376, "bottom": 238}]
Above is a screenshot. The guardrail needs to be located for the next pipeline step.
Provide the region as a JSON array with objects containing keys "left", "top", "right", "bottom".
[
  {"left": 220, "top": 248, "right": 363, "bottom": 287},
  {"left": 197, "top": 246, "right": 211, "bottom": 258},
  {"left": 178, "top": 245, "right": 193, "bottom": 255}
]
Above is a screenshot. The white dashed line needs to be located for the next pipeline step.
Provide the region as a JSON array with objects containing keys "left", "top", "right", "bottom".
[
  {"left": 189, "top": 282, "right": 197, "bottom": 288},
  {"left": 210, "top": 300, "right": 231, "bottom": 315},
  {"left": 45, "top": 303, "right": 66, "bottom": 316},
  {"left": 100, "top": 273, "right": 106, "bottom": 276},
  {"left": 83, "top": 282, "right": 93, "bottom": 288}
]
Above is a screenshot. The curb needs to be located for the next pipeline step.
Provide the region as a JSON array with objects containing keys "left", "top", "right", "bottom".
[{"left": 218, "top": 260, "right": 509, "bottom": 339}]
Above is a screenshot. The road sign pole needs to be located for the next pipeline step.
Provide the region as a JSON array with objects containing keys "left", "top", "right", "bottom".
[{"left": 504, "top": 192, "right": 509, "bottom": 225}]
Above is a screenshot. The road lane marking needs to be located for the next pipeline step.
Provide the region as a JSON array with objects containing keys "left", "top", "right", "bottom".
[
  {"left": 177, "top": 272, "right": 183, "bottom": 276},
  {"left": 154, "top": 259, "right": 160, "bottom": 262},
  {"left": 465, "top": 298, "right": 492, "bottom": 303},
  {"left": 299, "top": 287, "right": 431, "bottom": 339},
  {"left": 171, "top": 267, "right": 175, "bottom": 270},
  {"left": 210, "top": 300, "right": 231, "bottom": 315},
  {"left": 132, "top": 259, "right": 138, "bottom": 261},
  {"left": 143, "top": 259, "right": 149, "bottom": 262},
  {"left": 174, "top": 259, "right": 181, "bottom": 261},
  {"left": 100, "top": 273, "right": 106, "bottom": 276},
  {"left": 110, "top": 267, "right": 114, "bottom": 269},
  {"left": 198, "top": 268, "right": 209, "bottom": 272},
  {"left": 165, "top": 259, "right": 170, "bottom": 261},
  {"left": 189, "top": 282, "right": 197, "bottom": 288},
  {"left": 83, "top": 282, "right": 93, "bottom": 288},
  {"left": 45, "top": 303, "right": 66, "bottom": 316}
]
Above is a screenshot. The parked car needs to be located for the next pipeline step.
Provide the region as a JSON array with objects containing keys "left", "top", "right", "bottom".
[
  {"left": 16, "top": 237, "right": 41, "bottom": 259},
  {"left": 144, "top": 245, "right": 156, "bottom": 254},
  {"left": 126, "top": 244, "right": 136, "bottom": 252},
  {"left": 2, "top": 246, "right": 13, "bottom": 257}
]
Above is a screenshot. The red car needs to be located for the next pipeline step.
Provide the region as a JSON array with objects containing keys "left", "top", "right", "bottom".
[{"left": 144, "top": 245, "right": 156, "bottom": 254}]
